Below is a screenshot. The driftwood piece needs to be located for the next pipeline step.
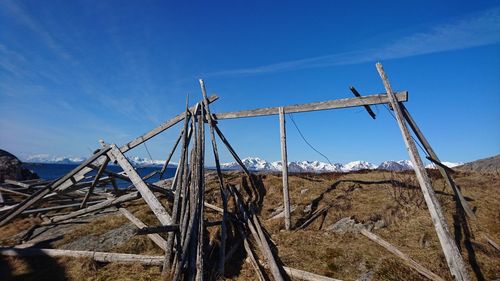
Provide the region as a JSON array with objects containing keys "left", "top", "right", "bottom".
[
  {"left": 279, "top": 107, "right": 291, "bottom": 230},
  {"left": 360, "top": 228, "right": 444, "bottom": 281},
  {"left": 376, "top": 62, "right": 469, "bottom": 281},
  {"left": 118, "top": 208, "right": 167, "bottom": 251},
  {"left": 0, "top": 247, "right": 164, "bottom": 265}
]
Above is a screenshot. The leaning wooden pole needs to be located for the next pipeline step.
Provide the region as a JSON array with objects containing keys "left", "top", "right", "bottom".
[
  {"left": 279, "top": 107, "right": 291, "bottom": 230},
  {"left": 376, "top": 62, "right": 470, "bottom": 281},
  {"left": 400, "top": 104, "right": 475, "bottom": 219},
  {"left": 200, "top": 79, "right": 229, "bottom": 275}
]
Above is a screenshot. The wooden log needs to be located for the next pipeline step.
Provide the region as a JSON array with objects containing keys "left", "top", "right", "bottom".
[
  {"left": 402, "top": 104, "right": 475, "bottom": 220},
  {"left": 349, "top": 86, "right": 376, "bottom": 119},
  {"left": 118, "top": 208, "right": 167, "bottom": 251},
  {"left": 213, "top": 92, "right": 408, "bottom": 120},
  {"left": 283, "top": 266, "right": 342, "bottom": 281},
  {"left": 120, "top": 95, "right": 218, "bottom": 153},
  {"left": 200, "top": 79, "right": 229, "bottom": 275},
  {"left": 44, "top": 191, "right": 140, "bottom": 224},
  {"left": 0, "top": 247, "right": 164, "bottom": 265},
  {"left": 109, "top": 145, "right": 172, "bottom": 225},
  {"left": 376, "top": 62, "right": 470, "bottom": 281},
  {"left": 279, "top": 107, "right": 291, "bottom": 230},
  {"left": 360, "top": 228, "right": 444, "bottom": 281}
]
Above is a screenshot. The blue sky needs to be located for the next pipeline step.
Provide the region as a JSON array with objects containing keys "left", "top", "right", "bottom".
[{"left": 0, "top": 0, "right": 499, "bottom": 165}]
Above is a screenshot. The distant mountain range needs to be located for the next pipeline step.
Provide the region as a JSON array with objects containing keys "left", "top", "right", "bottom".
[{"left": 25, "top": 154, "right": 462, "bottom": 172}]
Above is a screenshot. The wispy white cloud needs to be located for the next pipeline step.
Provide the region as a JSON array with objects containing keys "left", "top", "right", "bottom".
[
  {"left": 0, "top": 0, "right": 74, "bottom": 62},
  {"left": 208, "top": 6, "right": 500, "bottom": 77}
]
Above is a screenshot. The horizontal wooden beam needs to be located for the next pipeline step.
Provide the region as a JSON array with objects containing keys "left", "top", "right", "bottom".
[
  {"left": 0, "top": 247, "right": 164, "bottom": 265},
  {"left": 212, "top": 91, "right": 407, "bottom": 120}
]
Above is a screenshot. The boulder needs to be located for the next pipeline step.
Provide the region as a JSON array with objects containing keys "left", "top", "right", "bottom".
[{"left": 0, "top": 149, "right": 39, "bottom": 182}]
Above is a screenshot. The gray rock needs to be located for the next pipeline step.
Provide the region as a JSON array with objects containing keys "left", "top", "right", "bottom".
[
  {"left": 357, "top": 271, "right": 374, "bottom": 281},
  {"left": 303, "top": 204, "right": 312, "bottom": 214},
  {"left": 300, "top": 188, "right": 309, "bottom": 194},
  {"left": 327, "top": 217, "right": 358, "bottom": 234},
  {"left": 61, "top": 223, "right": 135, "bottom": 252},
  {"left": 0, "top": 149, "right": 38, "bottom": 182}
]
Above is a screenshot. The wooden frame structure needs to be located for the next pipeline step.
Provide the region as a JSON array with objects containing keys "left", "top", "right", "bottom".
[{"left": 0, "top": 63, "right": 479, "bottom": 281}]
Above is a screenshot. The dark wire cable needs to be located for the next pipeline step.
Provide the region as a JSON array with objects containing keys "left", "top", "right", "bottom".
[{"left": 287, "top": 113, "right": 333, "bottom": 165}]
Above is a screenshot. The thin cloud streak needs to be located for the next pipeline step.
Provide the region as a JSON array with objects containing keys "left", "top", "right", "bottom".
[{"left": 208, "top": 6, "right": 500, "bottom": 77}]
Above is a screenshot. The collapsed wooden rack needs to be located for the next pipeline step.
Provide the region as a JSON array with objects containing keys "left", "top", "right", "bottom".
[{"left": 0, "top": 63, "right": 486, "bottom": 281}]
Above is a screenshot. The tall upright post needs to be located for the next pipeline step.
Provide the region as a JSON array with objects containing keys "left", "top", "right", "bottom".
[
  {"left": 279, "top": 107, "right": 291, "bottom": 230},
  {"left": 376, "top": 62, "right": 470, "bottom": 281}
]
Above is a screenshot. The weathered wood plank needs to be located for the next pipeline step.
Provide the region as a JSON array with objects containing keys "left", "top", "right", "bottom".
[
  {"left": 0, "top": 247, "right": 164, "bottom": 265},
  {"left": 283, "top": 266, "right": 342, "bottom": 281},
  {"left": 402, "top": 104, "right": 475, "bottom": 220},
  {"left": 376, "top": 62, "right": 470, "bottom": 281},
  {"left": 213, "top": 92, "right": 407, "bottom": 120},
  {"left": 200, "top": 79, "right": 229, "bottom": 275},
  {"left": 279, "top": 107, "right": 291, "bottom": 230},
  {"left": 360, "top": 228, "right": 444, "bottom": 281},
  {"left": 109, "top": 145, "right": 172, "bottom": 226}
]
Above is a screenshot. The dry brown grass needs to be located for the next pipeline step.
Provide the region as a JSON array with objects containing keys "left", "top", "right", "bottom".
[{"left": 1, "top": 169, "right": 499, "bottom": 280}]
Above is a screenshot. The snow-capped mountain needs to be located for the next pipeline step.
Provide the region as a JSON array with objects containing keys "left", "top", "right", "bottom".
[
  {"left": 26, "top": 154, "right": 86, "bottom": 164},
  {"left": 425, "top": 161, "right": 463, "bottom": 169},
  {"left": 26, "top": 154, "right": 461, "bottom": 173},
  {"left": 25, "top": 154, "right": 175, "bottom": 168},
  {"left": 377, "top": 160, "right": 414, "bottom": 171}
]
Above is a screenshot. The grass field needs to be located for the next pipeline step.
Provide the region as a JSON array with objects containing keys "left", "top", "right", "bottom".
[{"left": 1, "top": 169, "right": 498, "bottom": 280}]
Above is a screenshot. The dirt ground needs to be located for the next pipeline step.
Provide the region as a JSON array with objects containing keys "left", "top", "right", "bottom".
[{"left": 0, "top": 169, "right": 499, "bottom": 280}]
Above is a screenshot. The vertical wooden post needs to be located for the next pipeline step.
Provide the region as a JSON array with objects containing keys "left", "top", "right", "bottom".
[
  {"left": 376, "top": 62, "right": 470, "bottom": 281},
  {"left": 279, "top": 107, "right": 291, "bottom": 230}
]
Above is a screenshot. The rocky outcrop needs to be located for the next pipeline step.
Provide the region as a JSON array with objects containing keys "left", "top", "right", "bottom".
[{"left": 0, "top": 149, "right": 39, "bottom": 182}]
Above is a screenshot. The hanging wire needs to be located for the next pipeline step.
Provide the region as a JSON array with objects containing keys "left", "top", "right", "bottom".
[{"left": 287, "top": 113, "right": 333, "bottom": 165}]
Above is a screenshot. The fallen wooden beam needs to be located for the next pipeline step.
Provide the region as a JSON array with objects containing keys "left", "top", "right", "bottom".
[
  {"left": 0, "top": 247, "right": 164, "bottom": 265},
  {"left": 283, "top": 266, "right": 342, "bottom": 281},
  {"left": 360, "top": 228, "right": 444, "bottom": 281},
  {"left": 213, "top": 92, "right": 407, "bottom": 120}
]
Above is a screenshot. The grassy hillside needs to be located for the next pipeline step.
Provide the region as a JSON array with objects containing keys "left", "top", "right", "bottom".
[{"left": 1, "top": 169, "right": 499, "bottom": 280}]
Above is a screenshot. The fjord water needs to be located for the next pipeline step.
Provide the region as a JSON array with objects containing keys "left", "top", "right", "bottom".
[{"left": 22, "top": 163, "right": 176, "bottom": 188}]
